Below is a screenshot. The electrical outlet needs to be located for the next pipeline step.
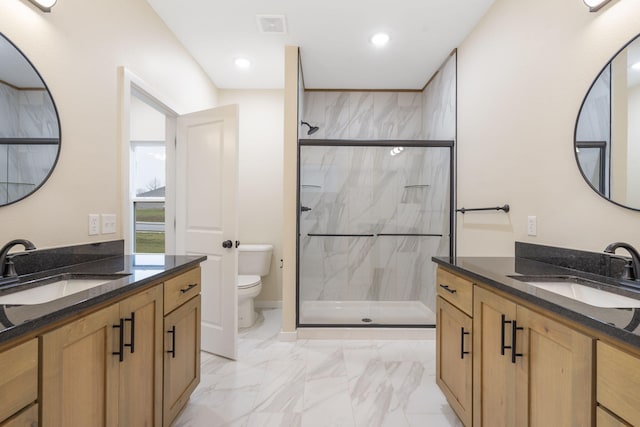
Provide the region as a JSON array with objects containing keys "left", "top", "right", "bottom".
[
  {"left": 527, "top": 216, "right": 537, "bottom": 236},
  {"left": 88, "top": 214, "right": 100, "bottom": 236},
  {"left": 101, "top": 214, "right": 116, "bottom": 234}
]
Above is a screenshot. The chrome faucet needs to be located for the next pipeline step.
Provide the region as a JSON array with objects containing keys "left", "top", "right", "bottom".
[
  {"left": 604, "top": 242, "right": 640, "bottom": 282},
  {"left": 0, "top": 239, "right": 36, "bottom": 279}
]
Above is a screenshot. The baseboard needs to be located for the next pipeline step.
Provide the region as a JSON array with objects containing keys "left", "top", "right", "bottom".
[
  {"left": 255, "top": 300, "right": 282, "bottom": 309},
  {"left": 278, "top": 330, "right": 298, "bottom": 341}
]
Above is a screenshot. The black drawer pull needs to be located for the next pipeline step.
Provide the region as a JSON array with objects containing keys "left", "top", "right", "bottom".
[
  {"left": 167, "top": 326, "right": 176, "bottom": 358},
  {"left": 180, "top": 283, "right": 198, "bottom": 294},
  {"left": 460, "top": 327, "right": 470, "bottom": 359},
  {"left": 501, "top": 314, "right": 512, "bottom": 356},
  {"left": 439, "top": 284, "right": 457, "bottom": 294},
  {"left": 124, "top": 312, "right": 135, "bottom": 354},
  {"left": 511, "top": 320, "right": 524, "bottom": 363},
  {"left": 112, "top": 318, "right": 125, "bottom": 362}
]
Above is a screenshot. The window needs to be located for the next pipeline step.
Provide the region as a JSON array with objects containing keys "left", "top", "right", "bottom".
[{"left": 131, "top": 142, "right": 165, "bottom": 253}]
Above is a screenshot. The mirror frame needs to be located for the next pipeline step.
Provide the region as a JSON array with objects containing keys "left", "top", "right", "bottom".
[
  {"left": 574, "top": 32, "right": 640, "bottom": 212},
  {"left": 0, "top": 32, "right": 61, "bottom": 207}
]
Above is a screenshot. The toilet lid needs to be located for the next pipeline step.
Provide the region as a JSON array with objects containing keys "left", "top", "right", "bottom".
[{"left": 237, "top": 275, "right": 261, "bottom": 289}]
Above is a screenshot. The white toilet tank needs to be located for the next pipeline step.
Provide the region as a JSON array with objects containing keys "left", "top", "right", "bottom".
[{"left": 237, "top": 244, "right": 273, "bottom": 276}]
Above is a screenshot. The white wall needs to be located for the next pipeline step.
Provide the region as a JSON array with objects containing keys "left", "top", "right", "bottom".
[
  {"left": 0, "top": 0, "right": 218, "bottom": 249},
  {"left": 457, "top": 0, "right": 640, "bottom": 256},
  {"left": 218, "top": 89, "right": 284, "bottom": 303}
]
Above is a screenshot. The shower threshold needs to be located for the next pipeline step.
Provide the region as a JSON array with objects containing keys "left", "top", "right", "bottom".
[{"left": 299, "top": 300, "right": 435, "bottom": 326}]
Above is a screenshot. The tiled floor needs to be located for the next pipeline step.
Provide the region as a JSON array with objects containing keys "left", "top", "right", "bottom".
[{"left": 174, "top": 308, "right": 462, "bottom": 427}]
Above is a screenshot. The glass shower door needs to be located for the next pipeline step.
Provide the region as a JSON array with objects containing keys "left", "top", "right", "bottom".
[{"left": 298, "top": 143, "right": 452, "bottom": 326}]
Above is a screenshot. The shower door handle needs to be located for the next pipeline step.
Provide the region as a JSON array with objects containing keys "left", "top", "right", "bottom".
[{"left": 222, "top": 240, "right": 233, "bottom": 249}]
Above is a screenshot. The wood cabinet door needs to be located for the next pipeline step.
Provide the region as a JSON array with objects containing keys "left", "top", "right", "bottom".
[
  {"left": 473, "top": 286, "right": 517, "bottom": 427},
  {"left": 118, "top": 285, "right": 163, "bottom": 427},
  {"left": 0, "top": 338, "right": 37, "bottom": 424},
  {"left": 436, "top": 296, "right": 472, "bottom": 427},
  {"left": 515, "top": 305, "right": 594, "bottom": 427},
  {"left": 41, "top": 304, "right": 120, "bottom": 427},
  {"left": 163, "top": 294, "right": 201, "bottom": 427}
]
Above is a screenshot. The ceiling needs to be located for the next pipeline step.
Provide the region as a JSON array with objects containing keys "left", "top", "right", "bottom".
[{"left": 146, "top": 0, "right": 496, "bottom": 90}]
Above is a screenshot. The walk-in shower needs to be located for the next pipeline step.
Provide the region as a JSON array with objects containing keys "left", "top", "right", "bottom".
[{"left": 297, "top": 141, "right": 453, "bottom": 327}]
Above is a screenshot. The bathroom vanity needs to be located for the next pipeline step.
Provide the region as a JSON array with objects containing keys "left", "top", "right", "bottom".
[
  {"left": 434, "top": 244, "right": 640, "bottom": 426},
  {"left": 0, "top": 241, "right": 204, "bottom": 426}
]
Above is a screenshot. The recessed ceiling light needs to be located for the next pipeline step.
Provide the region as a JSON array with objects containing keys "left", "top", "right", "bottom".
[
  {"left": 632, "top": 62, "right": 640, "bottom": 71},
  {"left": 234, "top": 58, "right": 251, "bottom": 69},
  {"left": 371, "top": 33, "right": 390, "bottom": 47}
]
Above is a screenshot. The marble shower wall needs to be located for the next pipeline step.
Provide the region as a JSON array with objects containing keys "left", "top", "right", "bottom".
[
  {"left": 575, "top": 65, "right": 610, "bottom": 192},
  {"left": 299, "top": 146, "right": 451, "bottom": 314},
  {"left": 302, "top": 92, "right": 423, "bottom": 140},
  {"left": 422, "top": 53, "right": 456, "bottom": 140},
  {"left": 0, "top": 83, "right": 59, "bottom": 204},
  {"left": 300, "top": 52, "right": 457, "bottom": 141}
]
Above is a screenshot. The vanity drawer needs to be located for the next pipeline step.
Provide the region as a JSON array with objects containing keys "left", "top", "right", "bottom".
[
  {"left": 0, "top": 339, "right": 38, "bottom": 424},
  {"left": 164, "top": 267, "right": 201, "bottom": 315},
  {"left": 436, "top": 268, "right": 473, "bottom": 316},
  {"left": 597, "top": 341, "right": 640, "bottom": 426},
  {"left": 0, "top": 403, "right": 38, "bottom": 427}
]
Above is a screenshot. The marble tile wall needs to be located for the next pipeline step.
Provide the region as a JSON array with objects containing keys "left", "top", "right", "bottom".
[
  {"left": 422, "top": 53, "right": 456, "bottom": 140},
  {"left": 0, "top": 83, "right": 59, "bottom": 203},
  {"left": 299, "top": 146, "right": 450, "bottom": 316},
  {"left": 302, "top": 92, "right": 423, "bottom": 140},
  {"left": 575, "top": 65, "right": 610, "bottom": 192}
]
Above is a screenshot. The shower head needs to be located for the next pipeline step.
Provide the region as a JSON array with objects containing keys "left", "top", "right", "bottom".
[{"left": 301, "top": 121, "right": 319, "bottom": 135}]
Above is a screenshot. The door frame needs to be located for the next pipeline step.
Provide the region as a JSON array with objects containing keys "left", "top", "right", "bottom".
[{"left": 119, "top": 67, "right": 178, "bottom": 254}]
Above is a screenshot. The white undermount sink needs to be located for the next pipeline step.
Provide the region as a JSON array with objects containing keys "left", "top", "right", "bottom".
[
  {"left": 0, "top": 274, "right": 129, "bottom": 305},
  {"left": 510, "top": 275, "right": 640, "bottom": 308}
]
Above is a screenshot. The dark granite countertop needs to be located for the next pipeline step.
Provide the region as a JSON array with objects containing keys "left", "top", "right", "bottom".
[
  {"left": 0, "top": 253, "right": 206, "bottom": 346},
  {"left": 433, "top": 255, "right": 640, "bottom": 349}
]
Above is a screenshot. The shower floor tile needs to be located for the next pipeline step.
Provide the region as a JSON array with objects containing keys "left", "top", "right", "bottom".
[
  {"left": 299, "top": 300, "right": 436, "bottom": 325},
  {"left": 173, "top": 308, "right": 461, "bottom": 427}
]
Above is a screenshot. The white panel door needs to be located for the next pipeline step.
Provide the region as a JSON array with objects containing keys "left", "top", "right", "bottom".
[{"left": 175, "top": 104, "right": 238, "bottom": 359}]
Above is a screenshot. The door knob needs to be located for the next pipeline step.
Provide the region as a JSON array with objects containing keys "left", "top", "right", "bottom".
[{"left": 222, "top": 240, "right": 233, "bottom": 249}]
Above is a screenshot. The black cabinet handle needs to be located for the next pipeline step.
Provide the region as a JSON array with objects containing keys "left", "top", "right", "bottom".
[
  {"left": 167, "top": 326, "right": 176, "bottom": 358},
  {"left": 124, "top": 312, "right": 135, "bottom": 354},
  {"left": 112, "top": 318, "right": 125, "bottom": 362},
  {"left": 439, "top": 284, "right": 457, "bottom": 294},
  {"left": 222, "top": 240, "right": 233, "bottom": 249},
  {"left": 180, "top": 283, "right": 198, "bottom": 294},
  {"left": 460, "top": 327, "right": 470, "bottom": 359},
  {"left": 511, "top": 320, "right": 524, "bottom": 363},
  {"left": 501, "top": 314, "right": 512, "bottom": 356}
]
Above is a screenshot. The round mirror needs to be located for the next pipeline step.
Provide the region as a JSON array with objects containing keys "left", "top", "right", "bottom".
[
  {"left": 575, "top": 33, "right": 640, "bottom": 210},
  {"left": 0, "top": 33, "right": 60, "bottom": 206}
]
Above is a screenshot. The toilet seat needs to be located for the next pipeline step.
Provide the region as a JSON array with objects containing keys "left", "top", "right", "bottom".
[{"left": 237, "top": 274, "right": 261, "bottom": 289}]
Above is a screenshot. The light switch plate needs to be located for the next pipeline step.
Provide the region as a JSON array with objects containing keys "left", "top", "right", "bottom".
[
  {"left": 89, "top": 214, "right": 100, "bottom": 235},
  {"left": 527, "top": 215, "right": 537, "bottom": 236},
  {"left": 101, "top": 214, "right": 116, "bottom": 234}
]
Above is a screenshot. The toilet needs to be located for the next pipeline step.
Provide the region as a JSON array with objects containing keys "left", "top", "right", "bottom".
[{"left": 237, "top": 244, "right": 273, "bottom": 328}]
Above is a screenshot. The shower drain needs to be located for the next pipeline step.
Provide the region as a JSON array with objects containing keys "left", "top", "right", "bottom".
[{"left": 361, "top": 318, "right": 372, "bottom": 323}]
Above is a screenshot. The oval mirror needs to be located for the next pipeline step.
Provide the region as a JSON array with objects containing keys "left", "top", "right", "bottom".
[
  {"left": 0, "top": 33, "right": 60, "bottom": 206},
  {"left": 575, "top": 33, "right": 640, "bottom": 210}
]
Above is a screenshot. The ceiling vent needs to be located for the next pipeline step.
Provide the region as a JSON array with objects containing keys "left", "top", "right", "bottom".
[{"left": 256, "top": 15, "right": 287, "bottom": 35}]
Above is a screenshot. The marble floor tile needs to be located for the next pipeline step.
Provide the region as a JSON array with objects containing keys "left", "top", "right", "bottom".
[{"left": 174, "top": 308, "right": 459, "bottom": 427}]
